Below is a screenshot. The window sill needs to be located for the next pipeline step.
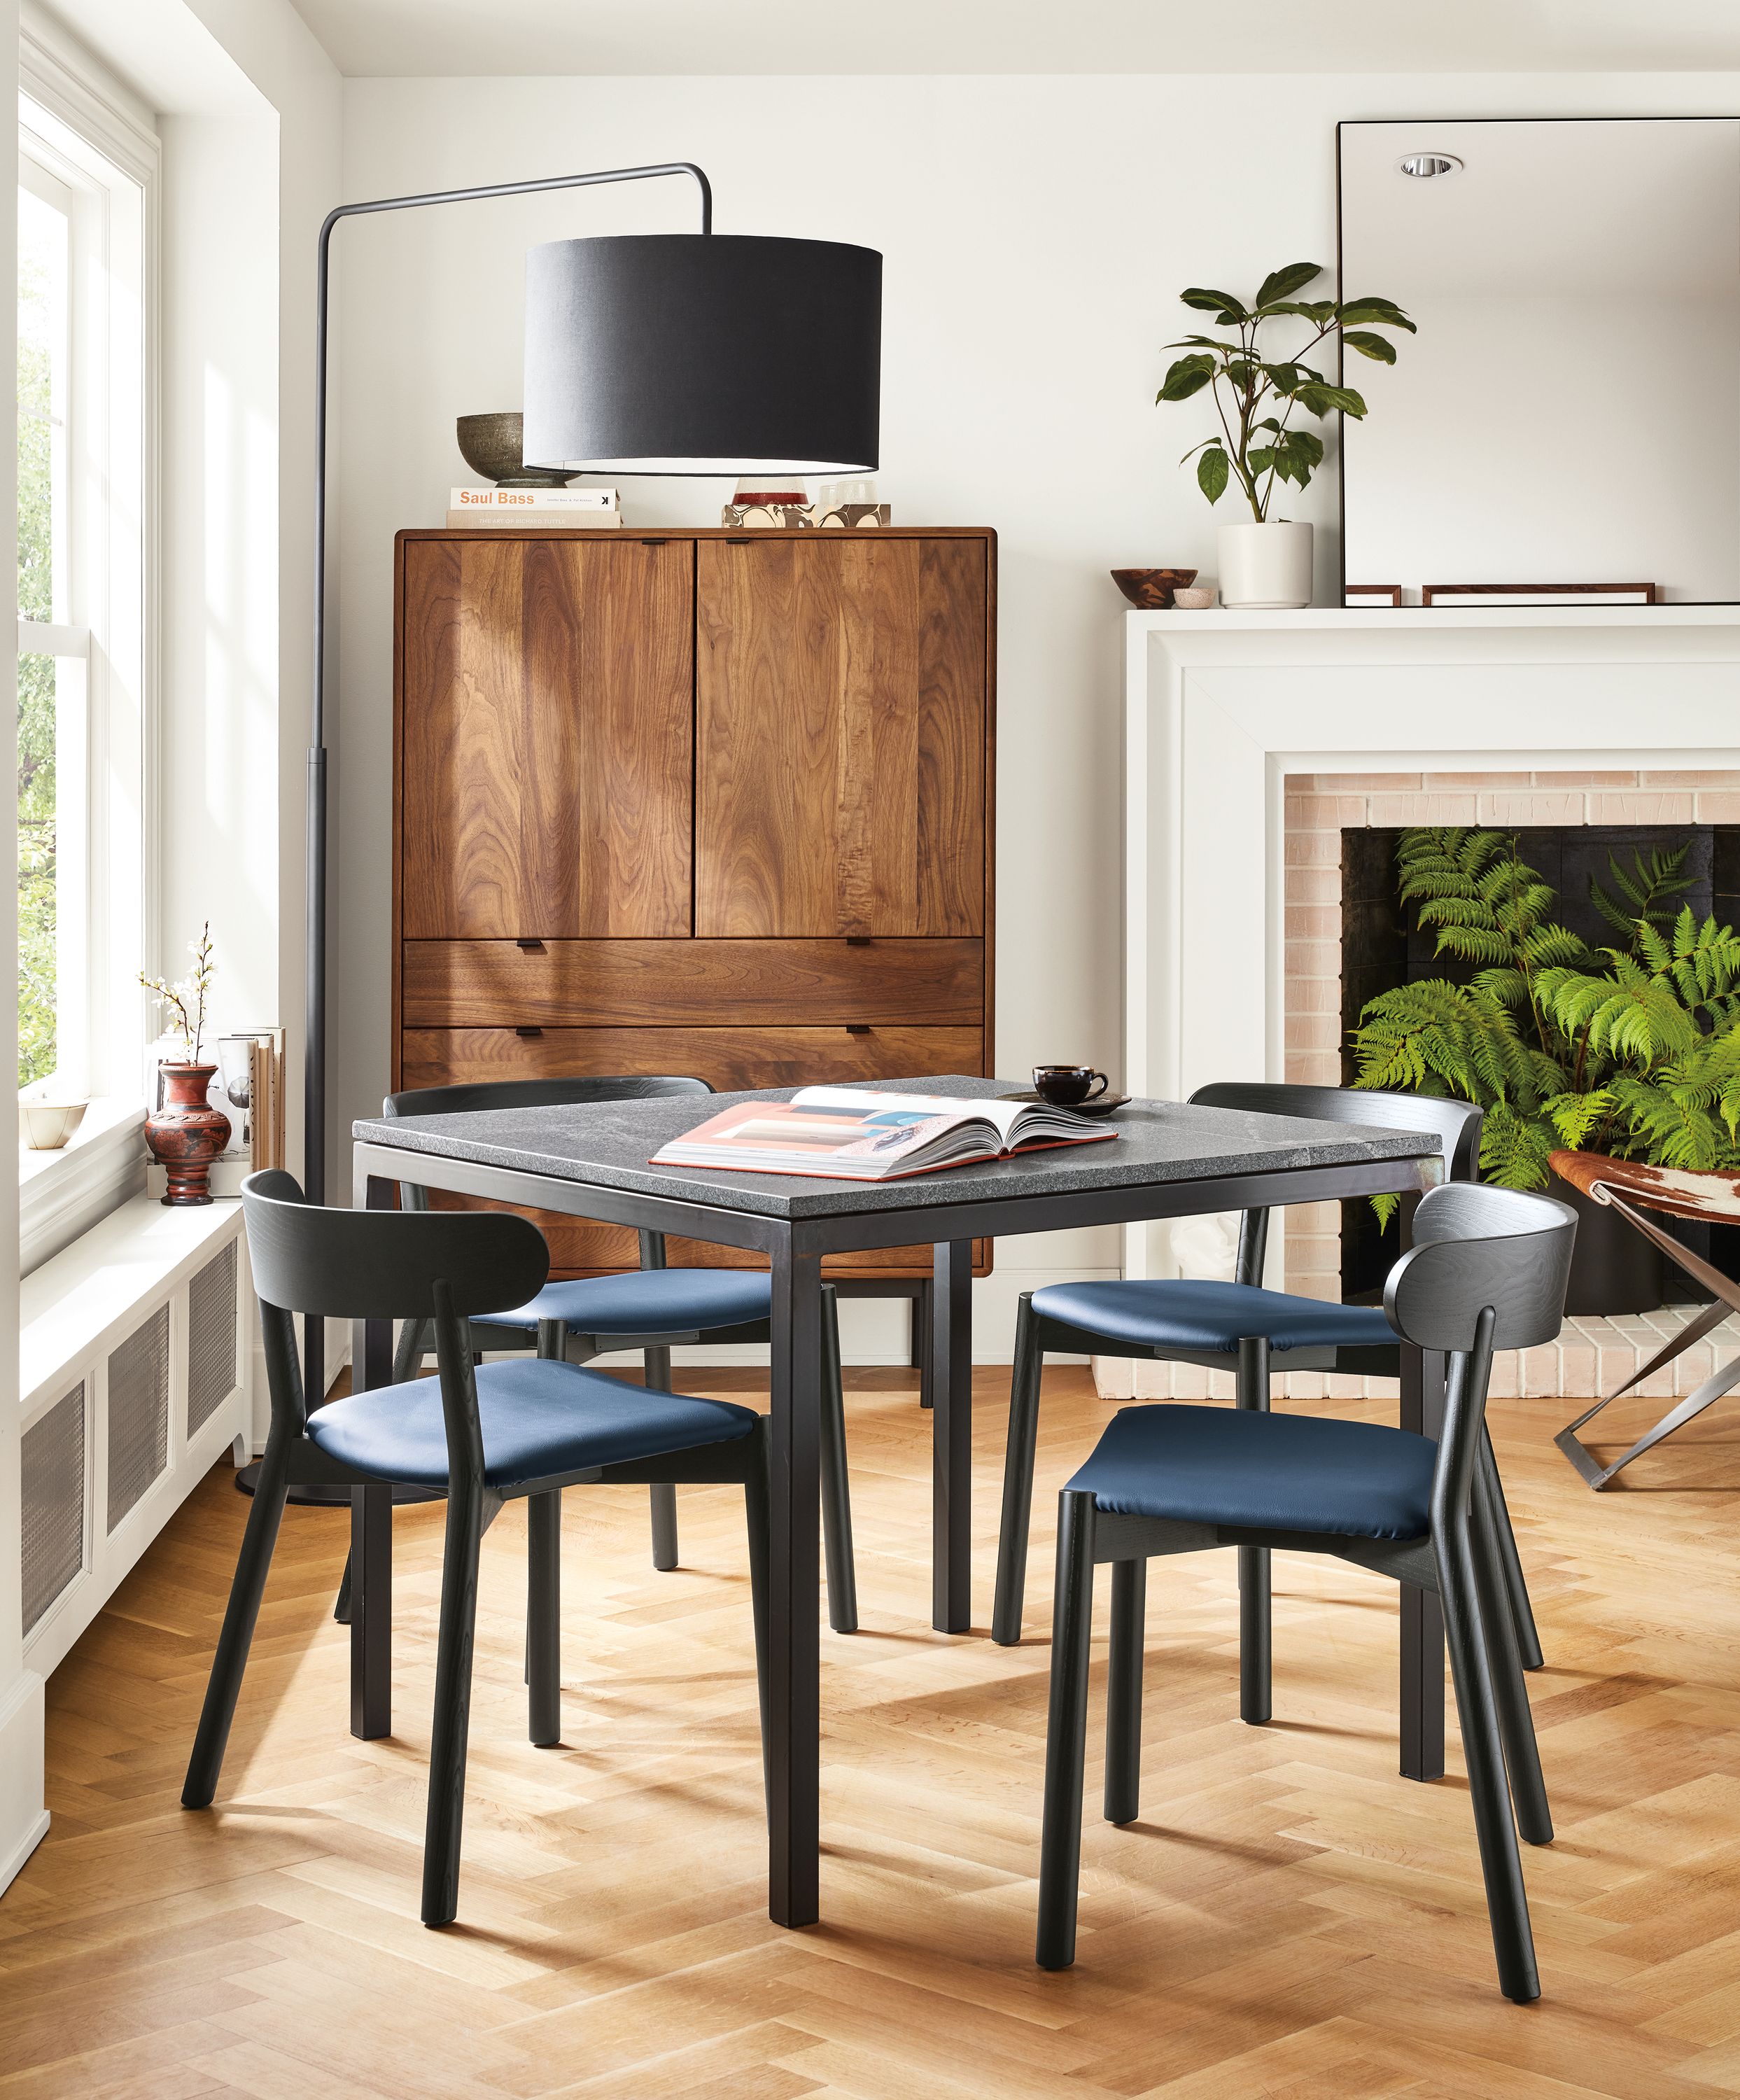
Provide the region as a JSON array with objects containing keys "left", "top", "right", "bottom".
[{"left": 18, "top": 1098, "right": 148, "bottom": 1277}]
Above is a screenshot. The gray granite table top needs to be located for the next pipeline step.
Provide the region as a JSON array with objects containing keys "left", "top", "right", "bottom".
[{"left": 353, "top": 1074, "right": 1438, "bottom": 1223}]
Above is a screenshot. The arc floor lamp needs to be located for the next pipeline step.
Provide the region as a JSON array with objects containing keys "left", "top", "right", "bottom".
[{"left": 303, "top": 162, "right": 882, "bottom": 1392}]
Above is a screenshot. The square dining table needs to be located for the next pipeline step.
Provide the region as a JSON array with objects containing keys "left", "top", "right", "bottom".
[{"left": 349, "top": 1074, "right": 1447, "bottom": 1928}]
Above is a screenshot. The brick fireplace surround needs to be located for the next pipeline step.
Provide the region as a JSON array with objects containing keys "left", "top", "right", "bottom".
[{"left": 1106, "top": 607, "right": 1740, "bottom": 1405}]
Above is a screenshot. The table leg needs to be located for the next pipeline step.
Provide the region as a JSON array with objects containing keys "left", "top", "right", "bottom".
[
  {"left": 766, "top": 1245, "right": 822, "bottom": 1927},
  {"left": 932, "top": 1239, "right": 973, "bottom": 1634},
  {"left": 349, "top": 1166, "right": 396, "bottom": 1741},
  {"left": 1399, "top": 1340, "right": 1447, "bottom": 1781}
]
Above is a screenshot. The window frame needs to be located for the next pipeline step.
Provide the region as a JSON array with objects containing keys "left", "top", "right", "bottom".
[{"left": 17, "top": 14, "right": 159, "bottom": 1273}]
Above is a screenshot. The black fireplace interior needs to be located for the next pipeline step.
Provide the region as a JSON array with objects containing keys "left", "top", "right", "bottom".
[{"left": 1338, "top": 823, "right": 1740, "bottom": 1306}]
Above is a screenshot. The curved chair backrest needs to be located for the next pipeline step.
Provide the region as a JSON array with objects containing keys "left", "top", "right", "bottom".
[
  {"left": 384, "top": 1074, "right": 713, "bottom": 1121},
  {"left": 1384, "top": 1182, "right": 1577, "bottom": 1354},
  {"left": 242, "top": 1169, "right": 549, "bottom": 1321},
  {"left": 1188, "top": 1082, "right": 1482, "bottom": 1184}
]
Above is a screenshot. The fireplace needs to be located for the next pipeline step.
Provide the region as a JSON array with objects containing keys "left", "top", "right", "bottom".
[{"left": 1111, "top": 603, "right": 1740, "bottom": 1404}]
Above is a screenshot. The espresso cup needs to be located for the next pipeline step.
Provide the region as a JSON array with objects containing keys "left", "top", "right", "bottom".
[{"left": 1032, "top": 1064, "right": 1109, "bottom": 1107}]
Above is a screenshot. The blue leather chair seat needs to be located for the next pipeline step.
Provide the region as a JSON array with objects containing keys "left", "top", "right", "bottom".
[
  {"left": 307, "top": 1358, "right": 758, "bottom": 1491},
  {"left": 1032, "top": 1278, "right": 1396, "bottom": 1354},
  {"left": 470, "top": 1268, "right": 773, "bottom": 1338},
  {"left": 1068, "top": 1404, "right": 1436, "bottom": 1541}
]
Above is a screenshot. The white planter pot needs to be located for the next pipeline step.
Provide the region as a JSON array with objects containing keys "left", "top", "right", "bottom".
[{"left": 1217, "top": 519, "right": 1313, "bottom": 610}]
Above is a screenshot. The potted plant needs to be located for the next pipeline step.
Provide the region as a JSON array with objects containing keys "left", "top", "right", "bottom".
[
  {"left": 139, "top": 923, "right": 230, "bottom": 1205},
  {"left": 1349, "top": 829, "right": 1740, "bottom": 1312},
  {"left": 1156, "top": 262, "right": 1413, "bottom": 609}
]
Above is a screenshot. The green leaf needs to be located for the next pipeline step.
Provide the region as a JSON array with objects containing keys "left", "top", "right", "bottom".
[
  {"left": 1179, "top": 286, "right": 1249, "bottom": 321},
  {"left": 1336, "top": 298, "right": 1417, "bottom": 332},
  {"left": 1262, "top": 363, "right": 1305, "bottom": 394},
  {"left": 1226, "top": 359, "right": 1259, "bottom": 391},
  {"left": 1291, "top": 382, "right": 1368, "bottom": 419},
  {"left": 1157, "top": 355, "right": 1214, "bottom": 402},
  {"left": 1247, "top": 446, "right": 1275, "bottom": 477},
  {"left": 1197, "top": 447, "right": 1230, "bottom": 504},
  {"left": 1341, "top": 329, "right": 1398, "bottom": 364},
  {"left": 1254, "top": 262, "right": 1323, "bottom": 308},
  {"left": 1261, "top": 300, "right": 1337, "bottom": 323}
]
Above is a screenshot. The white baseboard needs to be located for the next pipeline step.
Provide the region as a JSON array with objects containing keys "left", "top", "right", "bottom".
[{"left": 0, "top": 1670, "right": 48, "bottom": 1906}]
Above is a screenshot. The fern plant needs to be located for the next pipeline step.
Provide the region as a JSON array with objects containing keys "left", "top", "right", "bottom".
[{"left": 1350, "top": 829, "right": 1740, "bottom": 1210}]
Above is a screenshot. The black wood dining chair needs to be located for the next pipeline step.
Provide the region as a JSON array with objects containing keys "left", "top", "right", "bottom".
[
  {"left": 1035, "top": 1180, "right": 1576, "bottom": 2002},
  {"left": 992, "top": 1084, "right": 1543, "bottom": 1712},
  {"left": 382, "top": 1075, "right": 858, "bottom": 1632},
  {"left": 183, "top": 1170, "right": 771, "bottom": 1928}
]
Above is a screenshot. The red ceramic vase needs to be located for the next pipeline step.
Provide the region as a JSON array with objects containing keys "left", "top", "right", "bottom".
[{"left": 146, "top": 1062, "right": 231, "bottom": 1206}]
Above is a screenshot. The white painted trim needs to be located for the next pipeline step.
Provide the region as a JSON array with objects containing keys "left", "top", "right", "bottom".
[
  {"left": 17, "top": 1098, "right": 147, "bottom": 1275},
  {"left": 0, "top": 1670, "right": 48, "bottom": 1904}
]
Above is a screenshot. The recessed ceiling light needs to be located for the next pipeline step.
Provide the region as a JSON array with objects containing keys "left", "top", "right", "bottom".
[{"left": 1397, "top": 153, "right": 1464, "bottom": 179}]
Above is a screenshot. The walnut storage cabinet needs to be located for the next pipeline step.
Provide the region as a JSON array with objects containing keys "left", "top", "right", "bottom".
[{"left": 393, "top": 526, "right": 997, "bottom": 1277}]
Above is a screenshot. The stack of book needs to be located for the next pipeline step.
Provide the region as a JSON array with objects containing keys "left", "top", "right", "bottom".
[{"left": 447, "top": 486, "right": 621, "bottom": 529}]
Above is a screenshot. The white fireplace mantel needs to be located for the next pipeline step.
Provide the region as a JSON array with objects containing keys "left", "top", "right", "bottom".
[{"left": 1122, "top": 603, "right": 1740, "bottom": 1284}]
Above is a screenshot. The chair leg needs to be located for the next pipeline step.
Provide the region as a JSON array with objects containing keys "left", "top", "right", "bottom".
[
  {"left": 1481, "top": 1429, "right": 1543, "bottom": 1671},
  {"left": 1236, "top": 1336, "right": 1272, "bottom": 1724},
  {"left": 330, "top": 1314, "right": 430, "bottom": 1628},
  {"left": 1037, "top": 1489, "right": 1097, "bottom": 1969},
  {"left": 992, "top": 1294, "right": 1044, "bottom": 1646},
  {"left": 527, "top": 1490, "right": 561, "bottom": 1747},
  {"left": 744, "top": 1429, "right": 772, "bottom": 1808},
  {"left": 819, "top": 1286, "right": 859, "bottom": 1634},
  {"left": 183, "top": 1429, "right": 292, "bottom": 1809},
  {"left": 1472, "top": 1471, "right": 1551, "bottom": 1846},
  {"left": 642, "top": 1343, "right": 680, "bottom": 1571},
  {"left": 422, "top": 1478, "right": 485, "bottom": 1929},
  {"left": 1104, "top": 1558, "right": 1146, "bottom": 1826},
  {"left": 1437, "top": 1522, "right": 1540, "bottom": 2003}
]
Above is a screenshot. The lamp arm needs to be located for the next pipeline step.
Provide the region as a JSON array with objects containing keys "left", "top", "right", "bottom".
[{"left": 301, "top": 160, "right": 710, "bottom": 1390}]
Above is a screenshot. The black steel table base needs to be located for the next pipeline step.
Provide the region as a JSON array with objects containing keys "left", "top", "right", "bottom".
[{"left": 349, "top": 1079, "right": 1445, "bottom": 1931}]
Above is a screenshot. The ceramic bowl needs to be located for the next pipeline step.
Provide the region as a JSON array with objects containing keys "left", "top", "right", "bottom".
[
  {"left": 1172, "top": 586, "right": 1218, "bottom": 610},
  {"left": 20, "top": 1099, "right": 87, "bottom": 1151},
  {"left": 455, "top": 412, "right": 574, "bottom": 489},
  {"left": 1109, "top": 567, "right": 1198, "bottom": 610}
]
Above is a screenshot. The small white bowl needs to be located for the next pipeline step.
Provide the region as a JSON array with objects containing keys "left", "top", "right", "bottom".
[
  {"left": 20, "top": 1100, "right": 88, "bottom": 1151},
  {"left": 1172, "top": 587, "right": 1218, "bottom": 610}
]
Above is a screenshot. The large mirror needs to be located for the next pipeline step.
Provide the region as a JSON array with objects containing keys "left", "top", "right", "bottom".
[{"left": 1338, "top": 117, "right": 1740, "bottom": 606}]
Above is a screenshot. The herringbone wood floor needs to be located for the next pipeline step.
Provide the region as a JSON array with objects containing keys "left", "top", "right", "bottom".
[{"left": 4, "top": 1363, "right": 1739, "bottom": 2099}]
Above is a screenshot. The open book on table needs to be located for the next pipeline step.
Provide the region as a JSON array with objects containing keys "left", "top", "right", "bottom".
[{"left": 651, "top": 1086, "right": 1119, "bottom": 1181}]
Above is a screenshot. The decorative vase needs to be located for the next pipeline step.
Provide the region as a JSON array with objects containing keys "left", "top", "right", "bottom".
[
  {"left": 1217, "top": 519, "right": 1313, "bottom": 610},
  {"left": 145, "top": 1063, "right": 230, "bottom": 1207}
]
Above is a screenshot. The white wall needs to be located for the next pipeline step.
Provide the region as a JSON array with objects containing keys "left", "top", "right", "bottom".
[{"left": 330, "top": 68, "right": 1740, "bottom": 1352}]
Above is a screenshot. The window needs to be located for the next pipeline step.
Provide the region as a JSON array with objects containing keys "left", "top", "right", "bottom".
[
  {"left": 15, "top": 23, "right": 157, "bottom": 1268},
  {"left": 15, "top": 54, "right": 153, "bottom": 1107}
]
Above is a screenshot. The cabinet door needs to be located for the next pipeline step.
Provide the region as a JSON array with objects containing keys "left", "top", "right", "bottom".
[
  {"left": 695, "top": 536, "right": 986, "bottom": 937},
  {"left": 400, "top": 536, "right": 693, "bottom": 938}
]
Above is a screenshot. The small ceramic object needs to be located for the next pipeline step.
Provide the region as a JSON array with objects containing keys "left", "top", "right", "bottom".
[
  {"left": 18, "top": 1099, "right": 87, "bottom": 1151},
  {"left": 1032, "top": 1064, "right": 1111, "bottom": 1107},
  {"left": 1217, "top": 521, "right": 1312, "bottom": 609},
  {"left": 456, "top": 412, "right": 575, "bottom": 489},
  {"left": 144, "top": 1063, "right": 230, "bottom": 1205},
  {"left": 1172, "top": 586, "right": 1218, "bottom": 610},
  {"left": 1109, "top": 566, "right": 1198, "bottom": 610}
]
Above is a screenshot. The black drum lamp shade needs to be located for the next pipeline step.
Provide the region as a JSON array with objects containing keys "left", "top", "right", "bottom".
[{"left": 522, "top": 234, "right": 881, "bottom": 476}]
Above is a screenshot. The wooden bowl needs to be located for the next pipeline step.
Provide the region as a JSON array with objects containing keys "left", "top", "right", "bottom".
[{"left": 1110, "top": 567, "right": 1198, "bottom": 609}]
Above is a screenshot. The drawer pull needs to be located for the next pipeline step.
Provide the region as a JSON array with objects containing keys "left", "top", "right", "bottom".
[
  {"left": 515, "top": 1026, "right": 544, "bottom": 1039},
  {"left": 515, "top": 938, "right": 545, "bottom": 953},
  {"left": 846, "top": 935, "right": 872, "bottom": 946},
  {"left": 846, "top": 1023, "right": 872, "bottom": 1035}
]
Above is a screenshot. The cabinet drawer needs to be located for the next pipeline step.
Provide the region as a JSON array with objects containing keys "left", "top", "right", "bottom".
[
  {"left": 399, "top": 1024, "right": 984, "bottom": 1093},
  {"left": 402, "top": 938, "right": 983, "bottom": 1029},
  {"left": 397, "top": 1022, "right": 990, "bottom": 1280}
]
